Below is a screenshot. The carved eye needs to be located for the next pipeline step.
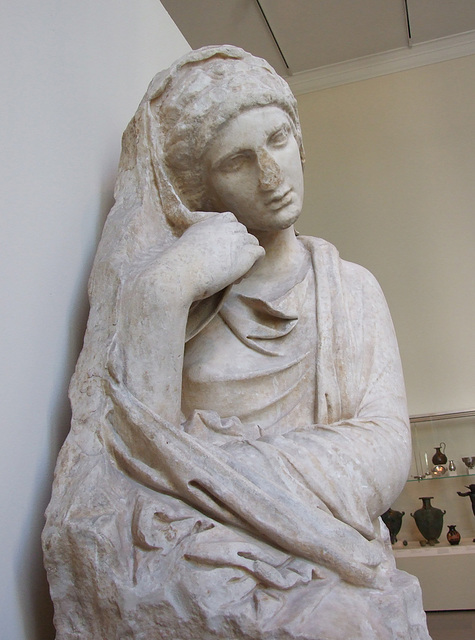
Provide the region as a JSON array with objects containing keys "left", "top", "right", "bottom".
[
  {"left": 269, "top": 124, "right": 291, "bottom": 147},
  {"left": 218, "top": 152, "right": 249, "bottom": 173}
]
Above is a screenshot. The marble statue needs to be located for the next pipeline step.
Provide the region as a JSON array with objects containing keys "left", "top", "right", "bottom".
[{"left": 43, "top": 45, "right": 431, "bottom": 639}]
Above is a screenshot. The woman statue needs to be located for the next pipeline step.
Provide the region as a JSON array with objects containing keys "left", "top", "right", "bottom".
[{"left": 43, "top": 46, "right": 431, "bottom": 639}]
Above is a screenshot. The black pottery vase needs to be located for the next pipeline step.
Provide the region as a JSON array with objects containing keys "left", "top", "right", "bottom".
[
  {"left": 381, "top": 508, "right": 405, "bottom": 544},
  {"left": 411, "top": 496, "right": 446, "bottom": 545},
  {"left": 446, "top": 524, "right": 461, "bottom": 546}
]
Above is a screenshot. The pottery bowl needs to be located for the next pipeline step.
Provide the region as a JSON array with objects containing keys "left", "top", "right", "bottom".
[{"left": 462, "top": 456, "right": 475, "bottom": 469}]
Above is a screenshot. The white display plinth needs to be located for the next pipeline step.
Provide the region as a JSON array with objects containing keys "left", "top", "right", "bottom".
[{"left": 394, "top": 538, "right": 475, "bottom": 611}]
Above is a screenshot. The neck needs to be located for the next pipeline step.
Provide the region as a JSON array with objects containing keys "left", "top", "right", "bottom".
[{"left": 243, "top": 225, "right": 304, "bottom": 285}]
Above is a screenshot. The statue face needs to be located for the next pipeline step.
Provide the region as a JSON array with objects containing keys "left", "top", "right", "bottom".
[{"left": 203, "top": 106, "right": 304, "bottom": 235}]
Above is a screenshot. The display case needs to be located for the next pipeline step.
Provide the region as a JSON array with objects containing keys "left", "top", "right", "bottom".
[
  {"left": 408, "top": 410, "right": 475, "bottom": 481},
  {"left": 389, "top": 410, "right": 475, "bottom": 611}
]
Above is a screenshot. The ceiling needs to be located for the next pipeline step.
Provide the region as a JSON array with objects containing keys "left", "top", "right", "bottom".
[{"left": 161, "top": 0, "right": 475, "bottom": 92}]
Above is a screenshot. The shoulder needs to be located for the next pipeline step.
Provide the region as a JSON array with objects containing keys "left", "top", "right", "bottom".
[
  {"left": 297, "top": 235, "right": 391, "bottom": 326},
  {"left": 297, "top": 235, "right": 381, "bottom": 292}
]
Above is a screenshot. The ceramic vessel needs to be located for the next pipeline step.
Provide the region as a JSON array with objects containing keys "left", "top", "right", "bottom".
[
  {"left": 411, "top": 497, "right": 446, "bottom": 545},
  {"left": 432, "top": 443, "right": 447, "bottom": 465},
  {"left": 381, "top": 508, "right": 405, "bottom": 544},
  {"left": 446, "top": 525, "right": 461, "bottom": 545}
]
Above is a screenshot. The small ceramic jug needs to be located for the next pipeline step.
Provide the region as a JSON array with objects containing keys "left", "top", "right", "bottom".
[{"left": 446, "top": 524, "right": 461, "bottom": 546}]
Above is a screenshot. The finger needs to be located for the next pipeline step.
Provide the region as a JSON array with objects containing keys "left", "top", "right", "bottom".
[
  {"left": 192, "top": 211, "right": 235, "bottom": 227},
  {"left": 246, "top": 244, "right": 265, "bottom": 262},
  {"left": 191, "top": 211, "right": 223, "bottom": 224},
  {"left": 253, "top": 245, "right": 266, "bottom": 258},
  {"left": 245, "top": 233, "right": 260, "bottom": 246},
  {"left": 226, "top": 218, "right": 254, "bottom": 236},
  {"left": 219, "top": 211, "right": 238, "bottom": 223}
]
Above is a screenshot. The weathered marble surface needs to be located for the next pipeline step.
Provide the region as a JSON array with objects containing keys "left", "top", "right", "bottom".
[{"left": 43, "top": 45, "right": 432, "bottom": 639}]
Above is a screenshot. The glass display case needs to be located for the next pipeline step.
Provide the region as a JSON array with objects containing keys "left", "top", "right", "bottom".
[
  {"left": 390, "top": 409, "right": 475, "bottom": 611},
  {"left": 408, "top": 409, "right": 475, "bottom": 481}
]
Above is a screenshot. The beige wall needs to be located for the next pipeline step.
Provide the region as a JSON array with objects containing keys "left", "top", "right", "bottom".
[{"left": 296, "top": 55, "right": 475, "bottom": 415}]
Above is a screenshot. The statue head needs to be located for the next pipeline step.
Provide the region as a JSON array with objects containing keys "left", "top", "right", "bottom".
[{"left": 149, "top": 45, "right": 305, "bottom": 212}]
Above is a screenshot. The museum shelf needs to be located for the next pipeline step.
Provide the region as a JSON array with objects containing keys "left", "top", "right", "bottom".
[
  {"left": 408, "top": 409, "right": 475, "bottom": 481},
  {"left": 401, "top": 409, "right": 475, "bottom": 533},
  {"left": 389, "top": 410, "right": 475, "bottom": 610},
  {"left": 393, "top": 537, "right": 475, "bottom": 558},
  {"left": 394, "top": 541, "right": 475, "bottom": 611},
  {"left": 407, "top": 472, "right": 475, "bottom": 482}
]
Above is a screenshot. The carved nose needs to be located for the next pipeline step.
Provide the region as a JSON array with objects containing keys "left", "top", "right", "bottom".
[{"left": 258, "top": 150, "right": 283, "bottom": 191}]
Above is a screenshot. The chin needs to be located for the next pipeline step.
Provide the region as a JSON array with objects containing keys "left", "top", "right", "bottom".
[
  {"left": 272, "top": 203, "right": 302, "bottom": 230},
  {"left": 252, "top": 216, "right": 301, "bottom": 237}
]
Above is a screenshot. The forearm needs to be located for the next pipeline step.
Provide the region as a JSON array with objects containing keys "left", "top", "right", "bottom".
[
  {"left": 104, "top": 377, "right": 385, "bottom": 587},
  {"left": 113, "top": 214, "right": 264, "bottom": 425},
  {"left": 117, "top": 273, "right": 191, "bottom": 425}
]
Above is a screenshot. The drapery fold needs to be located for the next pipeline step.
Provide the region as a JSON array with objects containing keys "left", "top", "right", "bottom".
[{"left": 101, "top": 236, "right": 410, "bottom": 591}]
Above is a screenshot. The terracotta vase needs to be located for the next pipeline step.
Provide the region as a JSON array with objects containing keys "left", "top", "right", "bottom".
[
  {"left": 411, "top": 497, "right": 446, "bottom": 545},
  {"left": 381, "top": 508, "right": 405, "bottom": 544},
  {"left": 446, "top": 524, "right": 461, "bottom": 546}
]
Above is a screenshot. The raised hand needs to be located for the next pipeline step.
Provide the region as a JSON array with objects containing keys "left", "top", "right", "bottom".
[
  {"left": 116, "top": 212, "right": 264, "bottom": 424},
  {"left": 165, "top": 212, "right": 265, "bottom": 303}
]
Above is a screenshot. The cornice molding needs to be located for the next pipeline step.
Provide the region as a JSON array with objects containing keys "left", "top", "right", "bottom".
[{"left": 288, "top": 30, "right": 475, "bottom": 95}]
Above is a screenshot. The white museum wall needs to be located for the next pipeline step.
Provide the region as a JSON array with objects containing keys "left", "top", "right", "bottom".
[
  {"left": 0, "top": 2, "right": 189, "bottom": 639},
  {"left": 296, "top": 55, "right": 475, "bottom": 416}
]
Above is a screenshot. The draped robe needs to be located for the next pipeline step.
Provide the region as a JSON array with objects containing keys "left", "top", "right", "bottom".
[{"left": 43, "top": 237, "right": 431, "bottom": 640}]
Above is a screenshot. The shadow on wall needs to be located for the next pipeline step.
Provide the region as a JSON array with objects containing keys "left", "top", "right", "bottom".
[{"left": 15, "top": 186, "right": 115, "bottom": 640}]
